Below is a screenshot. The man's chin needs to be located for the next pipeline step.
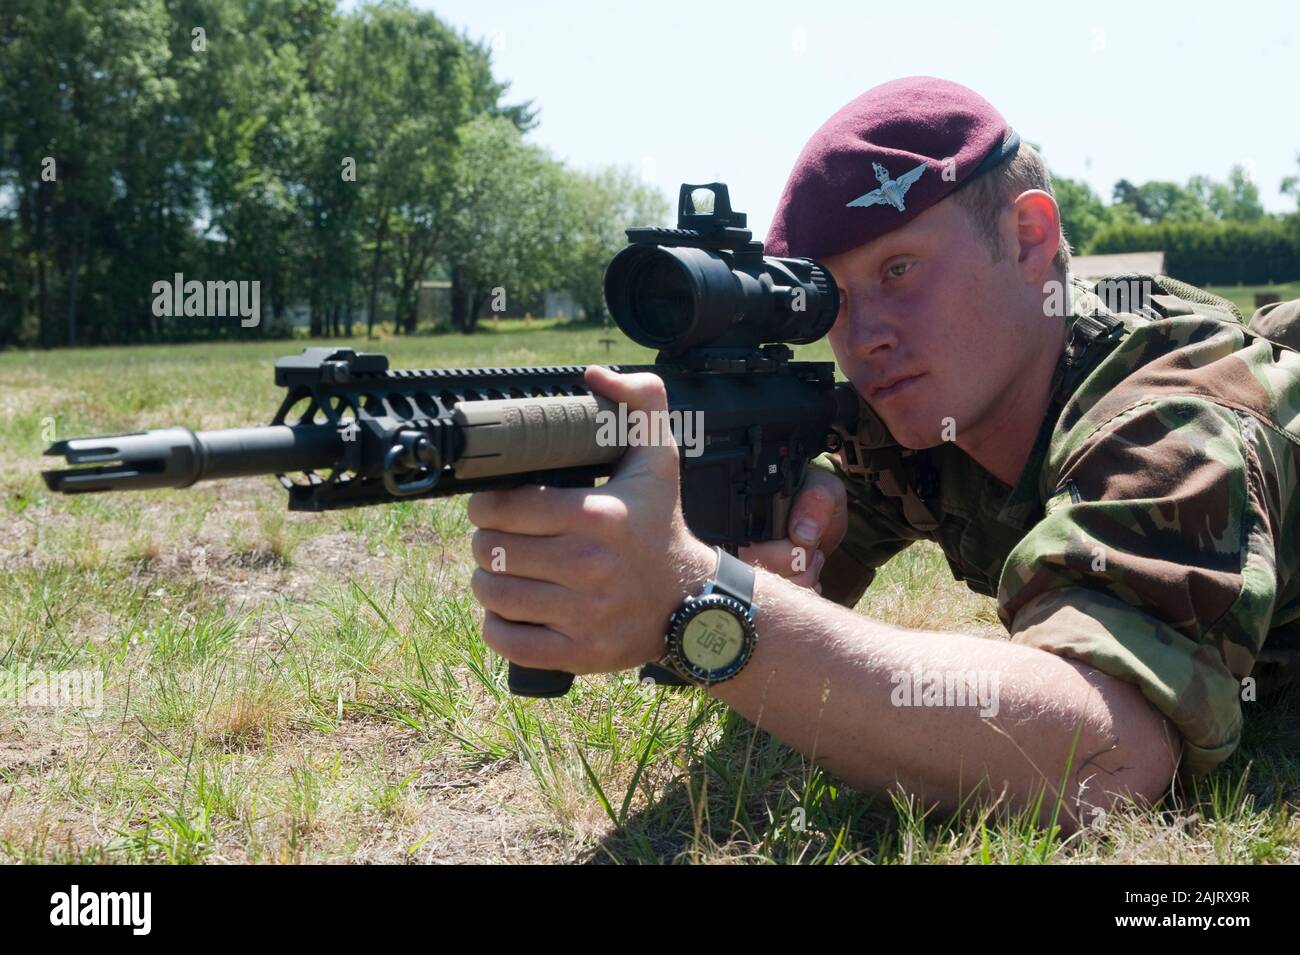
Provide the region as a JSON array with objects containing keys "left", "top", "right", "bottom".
[
  {"left": 895, "top": 432, "right": 944, "bottom": 451},
  {"left": 874, "top": 413, "right": 945, "bottom": 450}
]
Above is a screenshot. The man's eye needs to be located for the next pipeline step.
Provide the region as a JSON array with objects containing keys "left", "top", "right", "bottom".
[{"left": 885, "top": 261, "right": 912, "bottom": 279}]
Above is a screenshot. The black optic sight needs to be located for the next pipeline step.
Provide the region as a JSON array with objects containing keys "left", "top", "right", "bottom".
[{"left": 603, "top": 183, "right": 839, "bottom": 358}]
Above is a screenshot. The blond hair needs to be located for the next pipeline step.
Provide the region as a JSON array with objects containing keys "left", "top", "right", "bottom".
[{"left": 948, "top": 143, "right": 1071, "bottom": 275}]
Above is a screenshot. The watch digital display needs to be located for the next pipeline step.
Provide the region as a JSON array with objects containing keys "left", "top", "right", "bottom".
[{"left": 682, "top": 608, "right": 745, "bottom": 671}]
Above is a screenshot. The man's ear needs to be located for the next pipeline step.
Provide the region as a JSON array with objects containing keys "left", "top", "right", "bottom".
[{"left": 1009, "top": 189, "right": 1061, "bottom": 284}]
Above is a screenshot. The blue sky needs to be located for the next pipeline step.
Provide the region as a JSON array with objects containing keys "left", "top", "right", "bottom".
[{"left": 409, "top": 0, "right": 1300, "bottom": 237}]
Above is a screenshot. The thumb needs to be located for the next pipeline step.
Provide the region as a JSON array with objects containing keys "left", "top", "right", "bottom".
[
  {"left": 789, "top": 467, "right": 848, "bottom": 552},
  {"left": 584, "top": 365, "right": 679, "bottom": 477}
]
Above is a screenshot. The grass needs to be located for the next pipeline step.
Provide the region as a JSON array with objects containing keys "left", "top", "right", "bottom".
[
  {"left": 1205, "top": 281, "right": 1300, "bottom": 319},
  {"left": 0, "top": 314, "right": 1297, "bottom": 864}
]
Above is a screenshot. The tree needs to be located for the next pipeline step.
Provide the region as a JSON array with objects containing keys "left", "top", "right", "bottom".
[
  {"left": 1190, "top": 165, "right": 1265, "bottom": 222},
  {"left": 0, "top": 0, "right": 192, "bottom": 346},
  {"left": 1282, "top": 152, "right": 1300, "bottom": 208},
  {"left": 441, "top": 116, "right": 570, "bottom": 332},
  {"left": 1052, "top": 176, "right": 1109, "bottom": 253},
  {"left": 1111, "top": 178, "right": 1213, "bottom": 224},
  {"left": 194, "top": 0, "right": 337, "bottom": 337},
  {"left": 323, "top": 2, "right": 529, "bottom": 337},
  {"left": 557, "top": 166, "right": 669, "bottom": 323}
]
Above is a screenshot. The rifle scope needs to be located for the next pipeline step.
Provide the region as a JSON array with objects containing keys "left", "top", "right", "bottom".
[{"left": 603, "top": 183, "right": 839, "bottom": 356}]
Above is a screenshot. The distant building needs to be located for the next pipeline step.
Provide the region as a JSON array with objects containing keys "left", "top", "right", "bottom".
[
  {"left": 418, "top": 279, "right": 452, "bottom": 326},
  {"left": 416, "top": 281, "right": 577, "bottom": 323},
  {"left": 1070, "top": 251, "right": 1165, "bottom": 280},
  {"left": 544, "top": 289, "right": 579, "bottom": 321}
]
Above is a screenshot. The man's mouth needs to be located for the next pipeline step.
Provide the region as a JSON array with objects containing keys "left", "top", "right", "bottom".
[{"left": 867, "top": 372, "right": 925, "bottom": 401}]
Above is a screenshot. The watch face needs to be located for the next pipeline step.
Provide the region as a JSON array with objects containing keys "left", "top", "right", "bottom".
[{"left": 681, "top": 606, "right": 747, "bottom": 674}]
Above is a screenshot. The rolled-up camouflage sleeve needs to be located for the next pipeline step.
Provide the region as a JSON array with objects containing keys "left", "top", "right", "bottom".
[
  {"left": 998, "top": 397, "right": 1277, "bottom": 777},
  {"left": 807, "top": 452, "right": 925, "bottom": 607}
]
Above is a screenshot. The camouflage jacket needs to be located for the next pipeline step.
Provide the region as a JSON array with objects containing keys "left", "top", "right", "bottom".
[{"left": 815, "top": 275, "right": 1300, "bottom": 777}]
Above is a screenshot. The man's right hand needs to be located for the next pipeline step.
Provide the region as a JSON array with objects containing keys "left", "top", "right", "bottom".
[{"left": 738, "top": 466, "right": 848, "bottom": 592}]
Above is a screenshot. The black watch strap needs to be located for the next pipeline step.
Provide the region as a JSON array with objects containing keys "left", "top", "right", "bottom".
[{"left": 639, "top": 547, "right": 756, "bottom": 689}]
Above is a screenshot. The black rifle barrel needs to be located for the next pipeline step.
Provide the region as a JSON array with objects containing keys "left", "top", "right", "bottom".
[{"left": 42, "top": 425, "right": 342, "bottom": 494}]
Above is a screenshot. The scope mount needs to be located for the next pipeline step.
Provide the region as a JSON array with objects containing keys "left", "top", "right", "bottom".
[
  {"left": 658, "top": 342, "right": 796, "bottom": 371},
  {"left": 624, "top": 182, "right": 760, "bottom": 253}
]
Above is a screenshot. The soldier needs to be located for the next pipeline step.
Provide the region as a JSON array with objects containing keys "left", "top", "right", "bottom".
[{"left": 466, "top": 76, "right": 1300, "bottom": 832}]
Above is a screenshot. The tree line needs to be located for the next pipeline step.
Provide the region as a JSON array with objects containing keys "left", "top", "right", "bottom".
[
  {"left": 0, "top": 0, "right": 666, "bottom": 348},
  {"left": 2, "top": 2, "right": 1297, "bottom": 350},
  {"left": 1053, "top": 161, "right": 1300, "bottom": 286}
]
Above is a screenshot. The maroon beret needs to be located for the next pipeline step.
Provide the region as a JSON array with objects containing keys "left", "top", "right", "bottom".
[{"left": 765, "top": 76, "right": 1020, "bottom": 260}]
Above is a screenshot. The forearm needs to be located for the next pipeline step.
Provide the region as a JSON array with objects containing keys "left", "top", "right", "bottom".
[{"left": 709, "top": 567, "right": 1180, "bottom": 828}]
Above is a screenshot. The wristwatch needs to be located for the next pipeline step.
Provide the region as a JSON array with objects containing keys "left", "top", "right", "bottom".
[{"left": 655, "top": 546, "right": 758, "bottom": 687}]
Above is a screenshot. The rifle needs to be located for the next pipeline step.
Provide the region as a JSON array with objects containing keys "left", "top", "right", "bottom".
[{"left": 42, "top": 183, "right": 864, "bottom": 697}]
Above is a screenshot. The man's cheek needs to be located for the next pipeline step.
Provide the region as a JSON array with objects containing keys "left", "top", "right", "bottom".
[
  {"left": 828, "top": 329, "right": 853, "bottom": 380},
  {"left": 887, "top": 392, "right": 951, "bottom": 449}
]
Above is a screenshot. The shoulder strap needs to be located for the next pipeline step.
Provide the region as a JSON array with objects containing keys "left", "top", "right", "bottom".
[
  {"left": 1058, "top": 296, "right": 1127, "bottom": 391},
  {"left": 1087, "top": 272, "right": 1244, "bottom": 323},
  {"left": 1033, "top": 284, "right": 1129, "bottom": 467},
  {"left": 1149, "top": 274, "right": 1244, "bottom": 322}
]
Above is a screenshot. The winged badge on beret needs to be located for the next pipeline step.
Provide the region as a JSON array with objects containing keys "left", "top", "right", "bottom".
[{"left": 847, "top": 161, "right": 928, "bottom": 212}]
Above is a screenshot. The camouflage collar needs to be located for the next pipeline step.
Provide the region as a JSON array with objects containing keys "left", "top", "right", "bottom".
[{"left": 995, "top": 277, "right": 1127, "bottom": 530}]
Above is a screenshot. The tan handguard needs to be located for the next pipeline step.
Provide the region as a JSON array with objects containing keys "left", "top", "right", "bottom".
[{"left": 451, "top": 394, "right": 625, "bottom": 479}]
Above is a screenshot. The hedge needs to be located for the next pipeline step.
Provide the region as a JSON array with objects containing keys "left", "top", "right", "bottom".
[{"left": 1088, "top": 220, "right": 1300, "bottom": 286}]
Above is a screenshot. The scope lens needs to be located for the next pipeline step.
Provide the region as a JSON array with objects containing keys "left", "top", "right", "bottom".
[
  {"left": 628, "top": 254, "right": 694, "bottom": 343},
  {"left": 605, "top": 240, "right": 835, "bottom": 353}
]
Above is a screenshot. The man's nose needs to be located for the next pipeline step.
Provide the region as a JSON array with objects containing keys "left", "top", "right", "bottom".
[{"left": 840, "top": 302, "right": 898, "bottom": 358}]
